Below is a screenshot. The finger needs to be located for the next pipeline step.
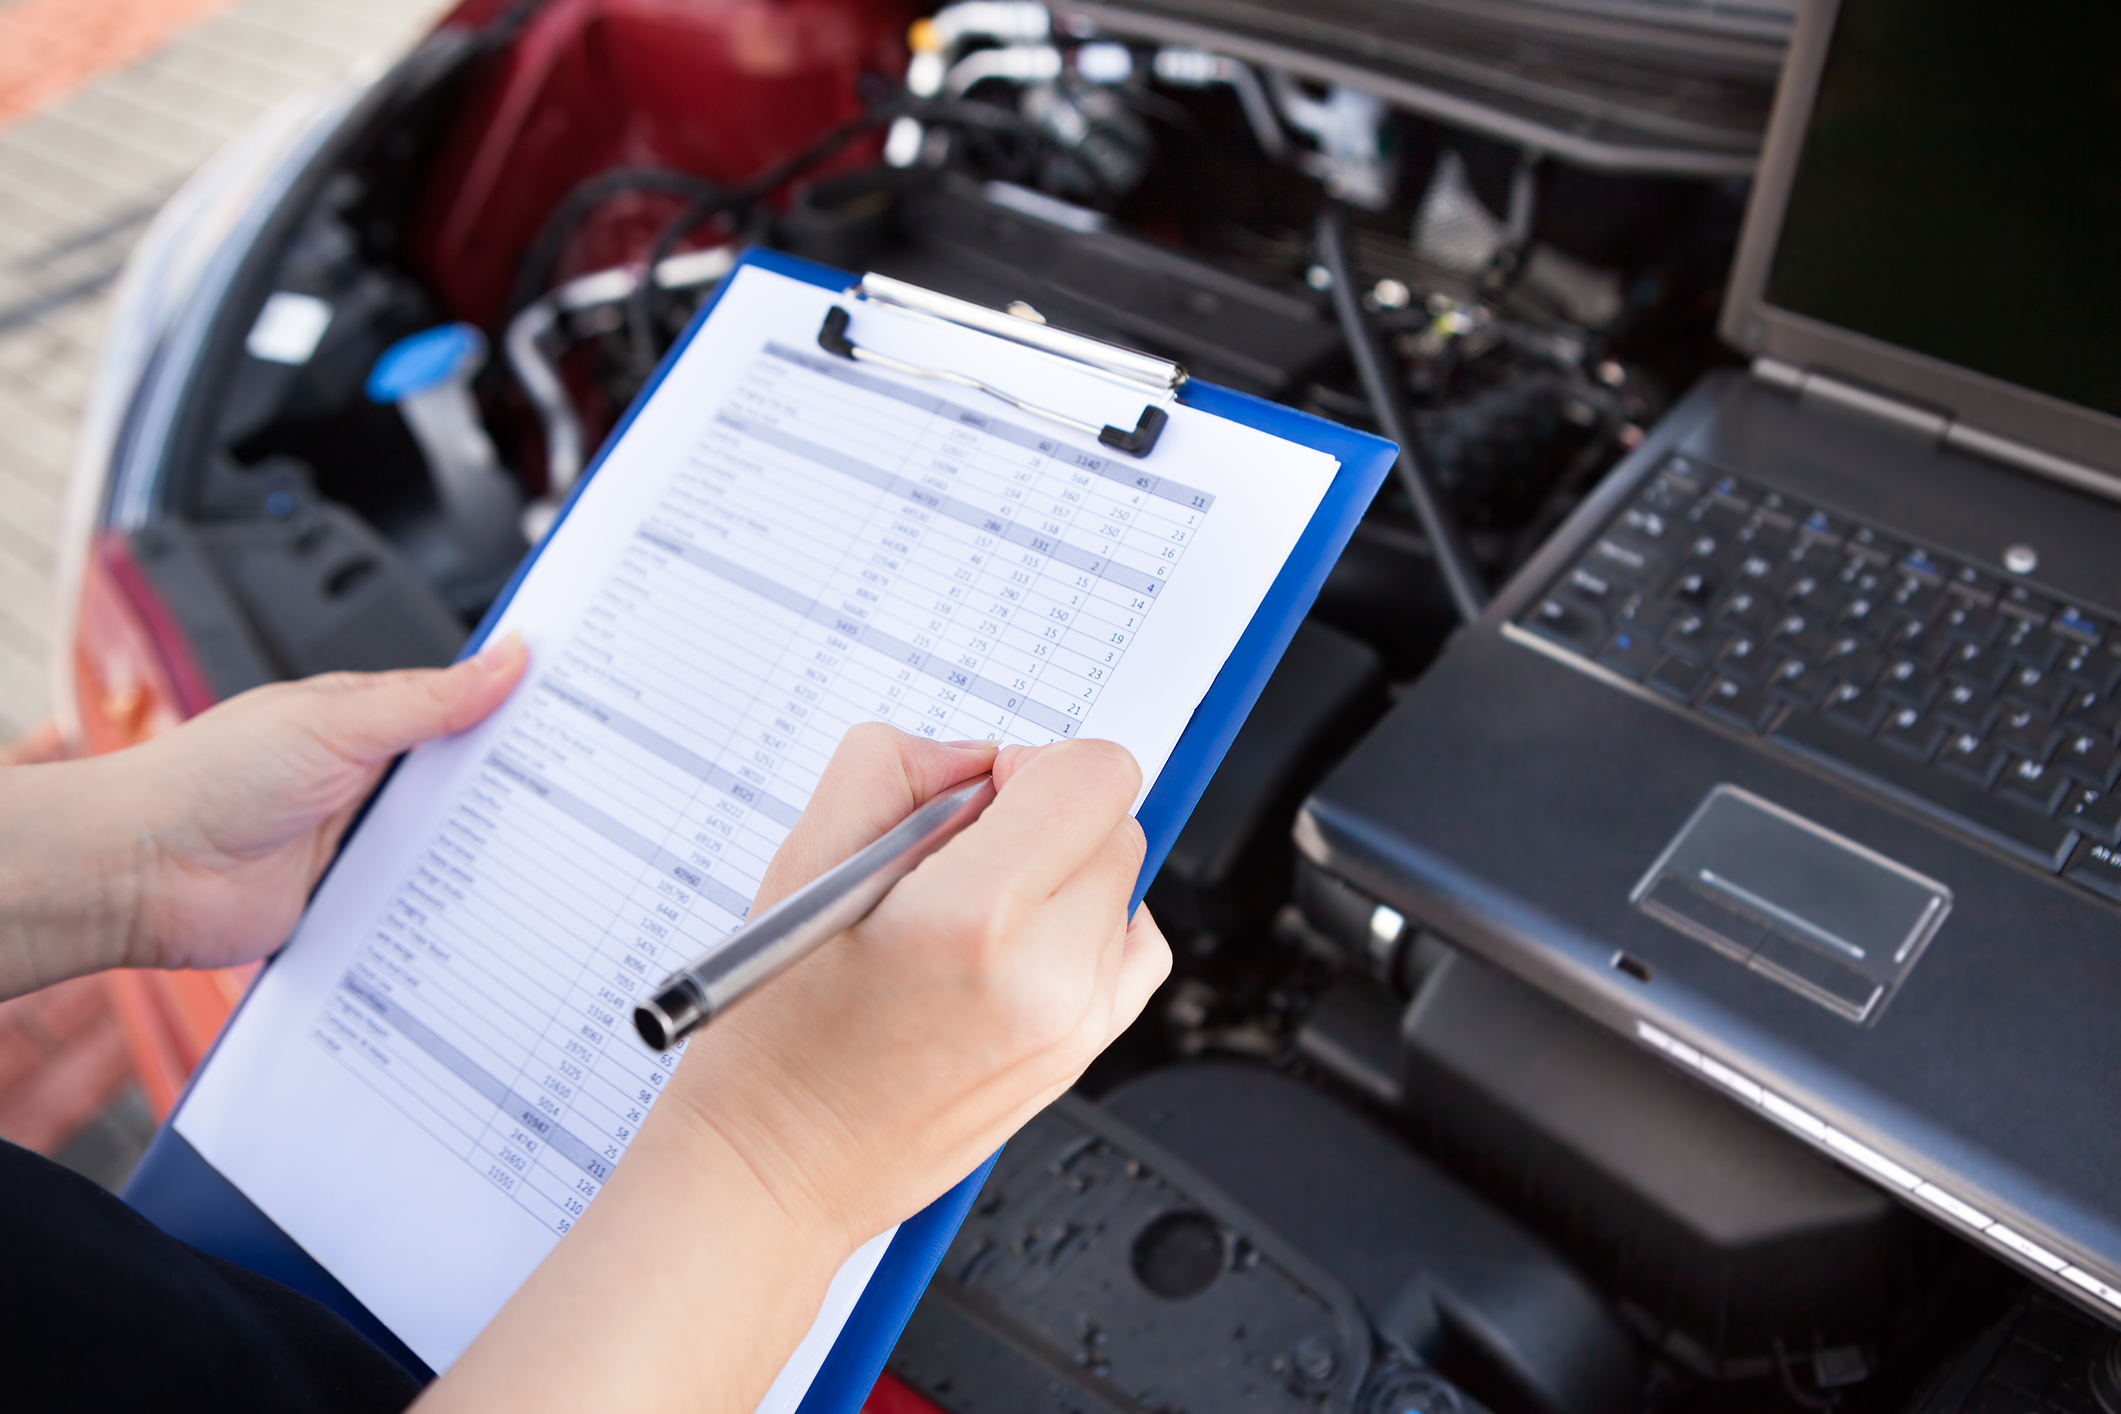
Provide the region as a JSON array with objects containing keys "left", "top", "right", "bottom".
[
  {"left": 992, "top": 741, "right": 1036, "bottom": 787},
  {"left": 1044, "top": 812, "right": 1148, "bottom": 938},
  {"left": 306, "top": 634, "right": 529, "bottom": 765},
  {"left": 1022, "top": 815, "right": 1145, "bottom": 986},
  {"left": 755, "top": 724, "right": 998, "bottom": 909},
  {"left": 943, "top": 738, "right": 1140, "bottom": 904},
  {"left": 1109, "top": 905, "right": 1173, "bottom": 1036}
]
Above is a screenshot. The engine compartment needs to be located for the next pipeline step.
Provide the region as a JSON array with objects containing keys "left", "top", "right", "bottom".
[{"left": 103, "top": 0, "right": 2119, "bottom": 1409}]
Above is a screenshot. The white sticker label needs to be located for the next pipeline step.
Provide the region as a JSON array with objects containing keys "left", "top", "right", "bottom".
[{"left": 246, "top": 291, "right": 333, "bottom": 365}]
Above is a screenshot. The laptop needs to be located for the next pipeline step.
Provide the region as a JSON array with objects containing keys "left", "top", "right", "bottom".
[{"left": 1296, "top": 0, "right": 2121, "bottom": 1321}]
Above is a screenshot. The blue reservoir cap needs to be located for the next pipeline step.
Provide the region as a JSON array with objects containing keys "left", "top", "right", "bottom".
[{"left": 366, "top": 323, "right": 486, "bottom": 403}]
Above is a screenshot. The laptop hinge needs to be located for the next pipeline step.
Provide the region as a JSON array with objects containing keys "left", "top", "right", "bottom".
[
  {"left": 1751, "top": 358, "right": 1950, "bottom": 442},
  {"left": 1753, "top": 357, "right": 2121, "bottom": 504}
]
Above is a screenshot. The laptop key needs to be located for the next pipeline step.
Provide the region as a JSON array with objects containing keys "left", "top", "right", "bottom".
[
  {"left": 1820, "top": 636, "right": 1884, "bottom": 686},
  {"left": 1661, "top": 612, "right": 1716, "bottom": 662},
  {"left": 1714, "top": 633, "right": 1771, "bottom": 684},
  {"left": 1643, "top": 468, "right": 1701, "bottom": 506},
  {"left": 2064, "top": 787, "right": 2121, "bottom": 845},
  {"left": 2051, "top": 605, "right": 2104, "bottom": 644},
  {"left": 1889, "top": 580, "right": 1946, "bottom": 623},
  {"left": 1526, "top": 598, "right": 1605, "bottom": 654},
  {"left": 1700, "top": 676, "right": 1780, "bottom": 734},
  {"left": 1939, "top": 731, "right": 2010, "bottom": 786},
  {"left": 1840, "top": 564, "right": 1890, "bottom": 600},
  {"left": 1942, "top": 640, "right": 2013, "bottom": 693},
  {"left": 1667, "top": 570, "right": 1717, "bottom": 609},
  {"left": 1562, "top": 566, "right": 1620, "bottom": 609},
  {"left": 1784, "top": 538, "right": 1839, "bottom": 576},
  {"left": 2059, "top": 686, "right": 2104, "bottom": 723},
  {"left": 1681, "top": 535, "right": 1743, "bottom": 584},
  {"left": 1766, "top": 614, "right": 1830, "bottom": 664},
  {"left": 1718, "top": 589, "right": 1774, "bottom": 631},
  {"left": 1937, "top": 682, "right": 2001, "bottom": 734},
  {"left": 2001, "top": 624, "right": 2065, "bottom": 672},
  {"left": 2055, "top": 730, "right": 2121, "bottom": 788},
  {"left": 2061, "top": 642, "right": 2121, "bottom": 694},
  {"left": 1822, "top": 681, "right": 1891, "bottom": 734},
  {"left": 1648, "top": 655, "right": 1713, "bottom": 705},
  {"left": 2065, "top": 838, "right": 2121, "bottom": 903},
  {"left": 1768, "top": 658, "right": 1834, "bottom": 711},
  {"left": 1996, "top": 756, "right": 2071, "bottom": 817},
  {"left": 2003, "top": 663, "right": 2076, "bottom": 718},
  {"left": 1735, "top": 531, "right": 1792, "bottom": 570},
  {"left": 1619, "top": 597, "right": 1682, "bottom": 638},
  {"left": 1882, "top": 616, "right": 1947, "bottom": 664},
  {"left": 1878, "top": 706, "right": 1948, "bottom": 761},
  {"left": 1833, "top": 594, "right": 1887, "bottom": 637},
  {"left": 1707, "top": 473, "right": 1751, "bottom": 507},
  {"left": 1586, "top": 537, "right": 1665, "bottom": 584},
  {"left": 1844, "top": 526, "right": 1901, "bottom": 567},
  {"left": 1899, "top": 548, "right": 1947, "bottom": 584},
  {"left": 1616, "top": 506, "right": 1672, "bottom": 543},
  {"left": 1939, "top": 600, "right": 2004, "bottom": 645},
  {"left": 1785, "top": 574, "right": 1839, "bottom": 616},
  {"left": 1947, "top": 565, "right": 2001, "bottom": 606},
  {"left": 1596, "top": 627, "right": 1662, "bottom": 682},
  {"left": 1997, "top": 585, "right": 2057, "bottom": 624},
  {"left": 1877, "top": 658, "right": 1942, "bottom": 709},
  {"left": 1993, "top": 707, "right": 2062, "bottom": 762},
  {"left": 1798, "top": 508, "right": 1846, "bottom": 546},
  {"left": 1660, "top": 457, "right": 1707, "bottom": 489},
  {"left": 1689, "top": 502, "right": 1748, "bottom": 542},
  {"left": 1772, "top": 712, "right": 2078, "bottom": 870},
  {"left": 2066, "top": 695, "right": 2121, "bottom": 743}
]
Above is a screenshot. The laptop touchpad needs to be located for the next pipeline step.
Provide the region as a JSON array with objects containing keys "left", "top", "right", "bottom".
[{"left": 1632, "top": 786, "right": 1952, "bottom": 1025}]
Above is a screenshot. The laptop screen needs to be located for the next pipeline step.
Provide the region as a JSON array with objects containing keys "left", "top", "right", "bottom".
[{"left": 1763, "top": 0, "right": 2121, "bottom": 421}]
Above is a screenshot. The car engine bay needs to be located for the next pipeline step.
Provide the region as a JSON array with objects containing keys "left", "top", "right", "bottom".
[{"left": 93, "top": 0, "right": 2121, "bottom": 1409}]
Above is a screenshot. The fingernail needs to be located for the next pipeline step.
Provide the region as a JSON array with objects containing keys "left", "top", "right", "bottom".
[
  {"left": 471, "top": 632, "right": 523, "bottom": 671},
  {"left": 943, "top": 738, "right": 1003, "bottom": 748}
]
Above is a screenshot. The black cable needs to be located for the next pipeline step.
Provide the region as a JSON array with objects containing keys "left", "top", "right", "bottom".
[
  {"left": 1314, "top": 206, "right": 1489, "bottom": 625},
  {"left": 615, "top": 96, "right": 1063, "bottom": 370},
  {"left": 507, "top": 167, "right": 727, "bottom": 317},
  {"left": 624, "top": 190, "right": 736, "bottom": 376},
  {"left": 728, "top": 95, "right": 1051, "bottom": 204},
  {"left": 614, "top": 108, "right": 896, "bottom": 373},
  {"left": 512, "top": 92, "right": 1066, "bottom": 386}
]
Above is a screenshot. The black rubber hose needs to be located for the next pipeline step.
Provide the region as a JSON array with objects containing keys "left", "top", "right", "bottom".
[
  {"left": 616, "top": 97, "right": 1063, "bottom": 370},
  {"left": 625, "top": 191, "right": 738, "bottom": 376},
  {"left": 507, "top": 167, "right": 729, "bottom": 317},
  {"left": 1315, "top": 206, "right": 1488, "bottom": 625}
]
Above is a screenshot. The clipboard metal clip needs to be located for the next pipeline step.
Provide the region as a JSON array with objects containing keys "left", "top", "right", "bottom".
[{"left": 817, "top": 274, "right": 1181, "bottom": 457}]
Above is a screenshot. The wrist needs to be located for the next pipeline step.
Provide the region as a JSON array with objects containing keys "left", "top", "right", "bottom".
[
  {"left": 0, "top": 753, "right": 151, "bottom": 997},
  {"left": 655, "top": 1029, "right": 880, "bottom": 1266},
  {"left": 425, "top": 1047, "right": 853, "bottom": 1414}
]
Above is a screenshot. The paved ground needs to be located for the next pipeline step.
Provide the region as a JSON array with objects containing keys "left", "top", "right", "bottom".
[
  {"left": 0, "top": 0, "right": 455, "bottom": 1178},
  {"left": 0, "top": 0, "right": 455, "bottom": 742}
]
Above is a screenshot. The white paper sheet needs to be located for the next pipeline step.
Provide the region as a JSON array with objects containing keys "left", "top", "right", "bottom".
[{"left": 175, "top": 264, "right": 1338, "bottom": 1387}]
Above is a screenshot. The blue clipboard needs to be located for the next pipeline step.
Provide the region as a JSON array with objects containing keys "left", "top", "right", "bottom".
[{"left": 123, "top": 246, "right": 1395, "bottom": 1408}]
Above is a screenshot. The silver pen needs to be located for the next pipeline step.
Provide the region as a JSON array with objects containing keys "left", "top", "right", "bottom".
[{"left": 633, "top": 774, "right": 998, "bottom": 1049}]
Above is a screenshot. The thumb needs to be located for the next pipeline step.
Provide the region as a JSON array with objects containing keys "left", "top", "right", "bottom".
[
  {"left": 753, "top": 723, "right": 996, "bottom": 911},
  {"left": 307, "top": 633, "right": 528, "bottom": 766}
]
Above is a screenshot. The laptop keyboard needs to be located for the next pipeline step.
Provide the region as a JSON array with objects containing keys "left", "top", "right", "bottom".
[{"left": 1517, "top": 455, "right": 2121, "bottom": 895}]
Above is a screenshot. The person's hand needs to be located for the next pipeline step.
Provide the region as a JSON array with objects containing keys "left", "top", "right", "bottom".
[
  {"left": 419, "top": 721, "right": 1169, "bottom": 1414},
  {"left": 0, "top": 637, "right": 525, "bottom": 1001},
  {"left": 666, "top": 722, "right": 1173, "bottom": 1251},
  {"left": 117, "top": 636, "right": 528, "bottom": 973}
]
